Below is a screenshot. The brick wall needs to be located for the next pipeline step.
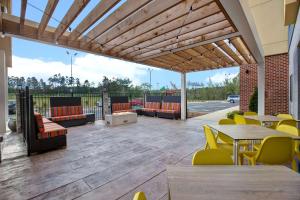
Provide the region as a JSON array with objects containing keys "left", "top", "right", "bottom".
[
  {"left": 240, "top": 64, "right": 257, "bottom": 112},
  {"left": 240, "top": 53, "right": 289, "bottom": 114}
]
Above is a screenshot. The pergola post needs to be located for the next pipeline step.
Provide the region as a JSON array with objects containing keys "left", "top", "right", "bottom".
[
  {"left": 181, "top": 72, "right": 187, "bottom": 120},
  {"left": 257, "top": 64, "right": 265, "bottom": 115},
  {"left": 0, "top": 50, "right": 8, "bottom": 133}
]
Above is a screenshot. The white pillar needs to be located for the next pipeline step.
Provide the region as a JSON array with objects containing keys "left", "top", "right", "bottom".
[
  {"left": 181, "top": 72, "right": 187, "bottom": 120},
  {"left": 0, "top": 50, "right": 8, "bottom": 133},
  {"left": 257, "top": 63, "right": 265, "bottom": 115}
]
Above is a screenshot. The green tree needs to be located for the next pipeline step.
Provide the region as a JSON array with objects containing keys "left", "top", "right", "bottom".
[{"left": 249, "top": 87, "right": 258, "bottom": 112}]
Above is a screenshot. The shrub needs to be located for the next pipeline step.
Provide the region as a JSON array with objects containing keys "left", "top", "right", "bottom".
[
  {"left": 227, "top": 110, "right": 243, "bottom": 119},
  {"left": 249, "top": 87, "right": 258, "bottom": 112}
]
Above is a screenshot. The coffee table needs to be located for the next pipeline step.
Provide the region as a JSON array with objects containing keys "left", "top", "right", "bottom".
[{"left": 105, "top": 112, "right": 137, "bottom": 126}]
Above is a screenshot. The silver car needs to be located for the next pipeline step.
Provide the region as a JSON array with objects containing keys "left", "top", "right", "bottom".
[{"left": 227, "top": 95, "right": 240, "bottom": 103}]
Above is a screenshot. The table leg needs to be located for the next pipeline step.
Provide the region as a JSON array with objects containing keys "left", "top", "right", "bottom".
[
  {"left": 233, "top": 140, "right": 239, "bottom": 165},
  {"left": 250, "top": 140, "right": 254, "bottom": 151}
]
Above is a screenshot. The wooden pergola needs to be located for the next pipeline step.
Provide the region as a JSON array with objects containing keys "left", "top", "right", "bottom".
[{"left": 0, "top": 0, "right": 258, "bottom": 72}]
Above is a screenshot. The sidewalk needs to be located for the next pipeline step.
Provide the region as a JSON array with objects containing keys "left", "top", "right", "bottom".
[{"left": 193, "top": 106, "right": 239, "bottom": 122}]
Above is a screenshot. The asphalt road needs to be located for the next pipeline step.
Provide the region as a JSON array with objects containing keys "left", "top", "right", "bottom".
[{"left": 188, "top": 101, "right": 239, "bottom": 113}]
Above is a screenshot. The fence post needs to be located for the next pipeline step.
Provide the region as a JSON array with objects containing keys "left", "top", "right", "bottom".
[{"left": 102, "top": 91, "right": 109, "bottom": 120}]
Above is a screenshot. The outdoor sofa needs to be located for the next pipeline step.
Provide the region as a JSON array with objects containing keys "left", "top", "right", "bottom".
[
  {"left": 157, "top": 102, "right": 181, "bottom": 119},
  {"left": 49, "top": 97, "right": 95, "bottom": 127},
  {"left": 111, "top": 96, "right": 135, "bottom": 113},
  {"left": 28, "top": 96, "right": 67, "bottom": 155},
  {"left": 141, "top": 102, "right": 161, "bottom": 117}
]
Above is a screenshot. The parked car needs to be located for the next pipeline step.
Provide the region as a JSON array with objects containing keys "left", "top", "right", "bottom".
[
  {"left": 227, "top": 95, "right": 240, "bottom": 103},
  {"left": 8, "top": 100, "right": 16, "bottom": 114}
]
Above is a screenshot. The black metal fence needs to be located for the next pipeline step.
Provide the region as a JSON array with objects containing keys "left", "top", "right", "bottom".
[{"left": 31, "top": 92, "right": 103, "bottom": 120}]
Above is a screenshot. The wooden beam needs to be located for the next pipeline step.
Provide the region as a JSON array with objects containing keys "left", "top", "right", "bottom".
[
  {"left": 215, "top": 40, "right": 244, "bottom": 65},
  {"left": 69, "top": 0, "right": 121, "bottom": 41},
  {"left": 54, "top": 0, "right": 90, "bottom": 41},
  {"left": 111, "top": 7, "right": 225, "bottom": 56},
  {"left": 125, "top": 20, "right": 231, "bottom": 59},
  {"left": 190, "top": 46, "right": 225, "bottom": 66},
  {"left": 134, "top": 27, "right": 236, "bottom": 61},
  {"left": 230, "top": 37, "right": 255, "bottom": 64},
  {"left": 99, "top": 0, "right": 216, "bottom": 52},
  {"left": 175, "top": 51, "right": 213, "bottom": 69},
  {"left": 202, "top": 43, "right": 235, "bottom": 65},
  {"left": 218, "top": 0, "right": 263, "bottom": 64},
  {"left": 93, "top": 0, "right": 184, "bottom": 46},
  {"left": 20, "top": 0, "right": 27, "bottom": 31},
  {"left": 38, "top": 0, "right": 59, "bottom": 36},
  {"left": 82, "top": 0, "right": 158, "bottom": 47}
]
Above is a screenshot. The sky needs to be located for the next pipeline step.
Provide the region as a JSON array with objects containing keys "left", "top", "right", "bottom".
[{"left": 8, "top": 0, "right": 239, "bottom": 89}]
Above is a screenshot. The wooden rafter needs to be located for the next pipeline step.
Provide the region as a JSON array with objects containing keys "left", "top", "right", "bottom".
[
  {"left": 202, "top": 43, "right": 235, "bottom": 65},
  {"left": 114, "top": 11, "right": 225, "bottom": 57},
  {"left": 134, "top": 26, "right": 236, "bottom": 62},
  {"left": 38, "top": 0, "right": 59, "bottom": 36},
  {"left": 125, "top": 20, "right": 231, "bottom": 59},
  {"left": 175, "top": 51, "right": 213, "bottom": 69},
  {"left": 230, "top": 37, "right": 255, "bottom": 64},
  {"left": 54, "top": 0, "right": 90, "bottom": 41},
  {"left": 69, "top": 0, "right": 120, "bottom": 41},
  {"left": 191, "top": 46, "right": 225, "bottom": 66},
  {"left": 20, "top": 0, "right": 27, "bottom": 31},
  {"left": 215, "top": 40, "right": 244, "bottom": 65},
  {"left": 99, "top": 0, "right": 216, "bottom": 52},
  {"left": 82, "top": 0, "right": 151, "bottom": 47},
  {"left": 93, "top": 0, "right": 184, "bottom": 46}
]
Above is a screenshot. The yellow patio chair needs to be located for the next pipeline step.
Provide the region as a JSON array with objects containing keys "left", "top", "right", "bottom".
[
  {"left": 244, "top": 111, "right": 257, "bottom": 116},
  {"left": 203, "top": 125, "right": 232, "bottom": 154},
  {"left": 192, "top": 149, "right": 233, "bottom": 165},
  {"left": 234, "top": 114, "right": 246, "bottom": 125},
  {"left": 133, "top": 192, "right": 147, "bottom": 200},
  {"left": 276, "top": 124, "right": 300, "bottom": 171},
  {"left": 277, "top": 114, "right": 294, "bottom": 120},
  {"left": 277, "top": 119, "right": 297, "bottom": 127},
  {"left": 240, "top": 136, "right": 294, "bottom": 166},
  {"left": 217, "top": 119, "right": 249, "bottom": 149}
]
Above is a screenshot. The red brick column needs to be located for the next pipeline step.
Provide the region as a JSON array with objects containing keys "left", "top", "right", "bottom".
[
  {"left": 240, "top": 53, "right": 289, "bottom": 114},
  {"left": 240, "top": 64, "right": 257, "bottom": 112}
]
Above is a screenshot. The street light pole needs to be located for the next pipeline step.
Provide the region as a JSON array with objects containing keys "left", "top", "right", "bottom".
[
  {"left": 66, "top": 51, "right": 78, "bottom": 95},
  {"left": 147, "top": 68, "right": 153, "bottom": 91}
]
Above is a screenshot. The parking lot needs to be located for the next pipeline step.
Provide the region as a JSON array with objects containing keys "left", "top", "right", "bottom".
[{"left": 188, "top": 101, "right": 239, "bottom": 113}]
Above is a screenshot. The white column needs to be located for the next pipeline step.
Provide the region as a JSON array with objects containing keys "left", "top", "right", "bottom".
[
  {"left": 257, "top": 63, "right": 265, "bottom": 115},
  {"left": 0, "top": 50, "right": 8, "bottom": 133},
  {"left": 181, "top": 72, "right": 187, "bottom": 120}
]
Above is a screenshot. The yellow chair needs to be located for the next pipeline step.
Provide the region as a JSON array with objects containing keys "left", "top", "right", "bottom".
[
  {"left": 277, "top": 119, "right": 297, "bottom": 127},
  {"left": 245, "top": 118, "right": 261, "bottom": 125},
  {"left": 234, "top": 114, "right": 246, "bottom": 125},
  {"left": 192, "top": 149, "right": 233, "bottom": 165},
  {"left": 203, "top": 125, "right": 232, "bottom": 154},
  {"left": 133, "top": 192, "right": 147, "bottom": 200},
  {"left": 277, "top": 114, "right": 294, "bottom": 120},
  {"left": 240, "top": 136, "right": 294, "bottom": 166},
  {"left": 244, "top": 111, "right": 257, "bottom": 116}
]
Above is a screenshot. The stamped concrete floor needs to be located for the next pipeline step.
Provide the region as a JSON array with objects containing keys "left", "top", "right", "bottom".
[{"left": 0, "top": 116, "right": 219, "bottom": 200}]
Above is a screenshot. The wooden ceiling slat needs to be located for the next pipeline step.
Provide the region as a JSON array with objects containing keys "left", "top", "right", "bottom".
[
  {"left": 189, "top": 47, "right": 224, "bottom": 66},
  {"left": 230, "top": 37, "right": 255, "bottom": 64},
  {"left": 175, "top": 51, "right": 212, "bottom": 69},
  {"left": 54, "top": 0, "right": 90, "bottom": 41},
  {"left": 69, "top": 0, "right": 120, "bottom": 41},
  {"left": 82, "top": 0, "right": 151, "bottom": 47},
  {"left": 202, "top": 43, "right": 235, "bottom": 65},
  {"left": 143, "top": 59, "right": 181, "bottom": 72},
  {"left": 113, "top": 10, "right": 225, "bottom": 57},
  {"left": 38, "top": 0, "right": 59, "bottom": 36},
  {"left": 134, "top": 26, "right": 235, "bottom": 61},
  {"left": 183, "top": 49, "right": 219, "bottom": 68},
  {"left": 93, "top": 0, "right": 186, "bottom": 46},
  {"left": 99, "top": 0, "right": 216, "bottom": 52},
  {"left": 215, "top": 40, "right": 245, "bottom": 65},
  {"left": 159, "top": 53, "right": 203, "bottom": 70},
  {"left": 20, "top": 0, "right": 27, "bottom": 30},
  {"left": 126, "top": 20, "right": 231, "bottom": 59}
]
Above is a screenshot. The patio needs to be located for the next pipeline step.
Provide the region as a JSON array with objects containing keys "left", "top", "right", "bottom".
[{"left": 0, "top": 115, "right": 220, "bottom": 200}]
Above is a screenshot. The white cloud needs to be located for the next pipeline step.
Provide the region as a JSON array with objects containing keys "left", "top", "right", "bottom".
[
  {"left": 207, "top": 72, "right": 239, "bottom": 84},
  {"left": 8, "top": 54, "right": 159, "bottom": 85}
]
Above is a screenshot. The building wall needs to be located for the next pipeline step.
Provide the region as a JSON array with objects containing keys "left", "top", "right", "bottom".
[
  {"left": 289, "top": 10, "right": 300, "bottom": 119},
  {"left": 240, "top": 53, "right": 289, "bottom": 114}
]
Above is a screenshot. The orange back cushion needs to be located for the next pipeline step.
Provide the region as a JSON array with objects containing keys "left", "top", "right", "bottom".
[
  {"left": 34, "top": 112, "right": 45, "bottom": 133},
  {"left": 145, "top": 102, "right": 160, "bottom": 109}
]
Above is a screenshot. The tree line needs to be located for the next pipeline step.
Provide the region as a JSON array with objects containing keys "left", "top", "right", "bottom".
[{"left": 8, "top": 73, "right": 240, "bottom": 100}]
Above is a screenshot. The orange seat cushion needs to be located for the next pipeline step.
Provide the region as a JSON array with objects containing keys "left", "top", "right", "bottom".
[
  {"left": 38, "top": 123, "right": 67, "bottom": 139},
  {"left": 50, "top": 114, "right": 86, "bottom": 122}
]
